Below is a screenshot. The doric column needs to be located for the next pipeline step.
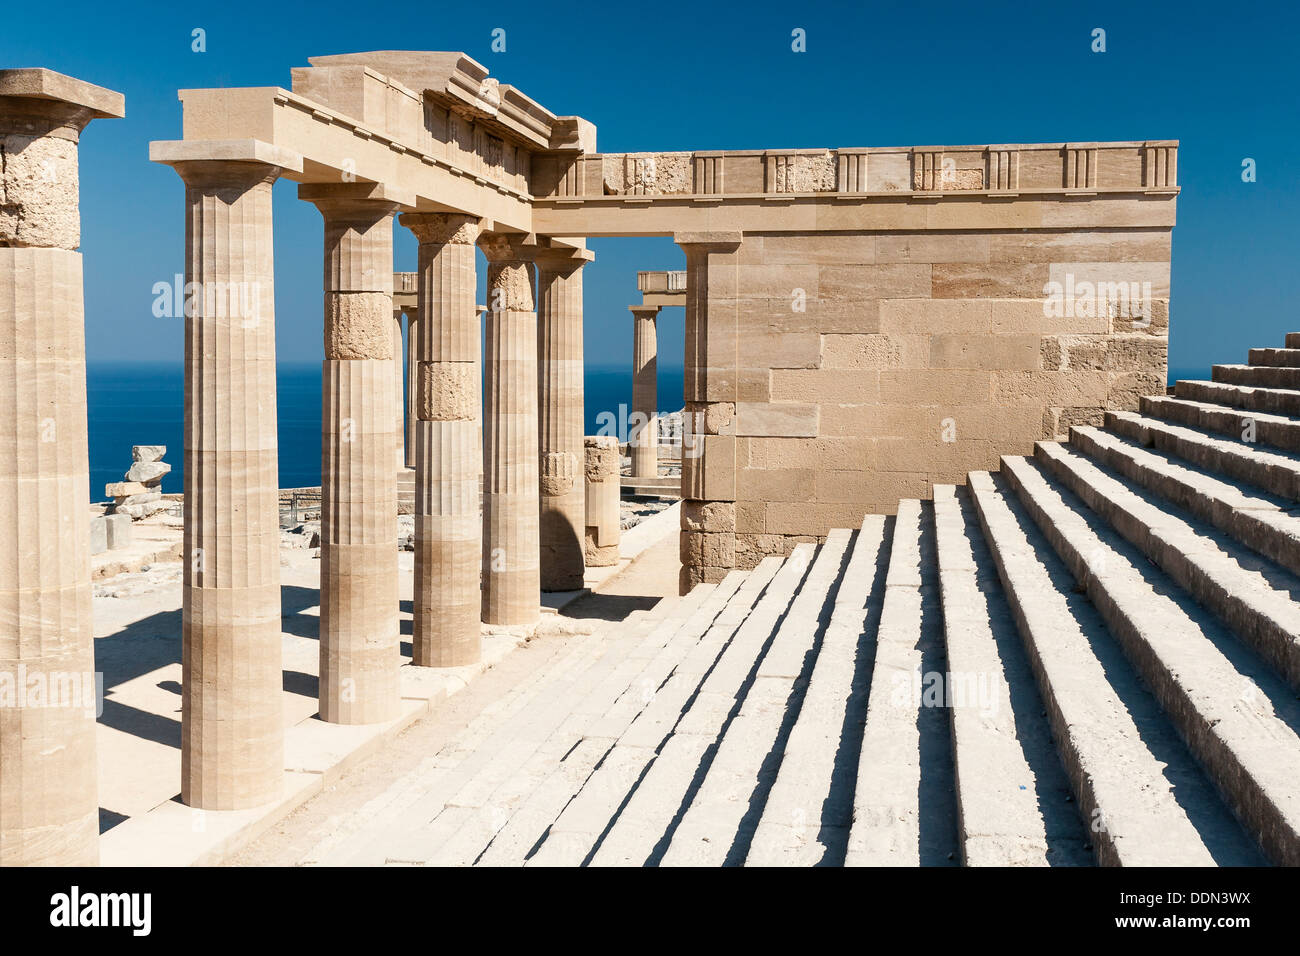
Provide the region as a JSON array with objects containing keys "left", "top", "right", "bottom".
[
  {"left": 0, "top": 69, "right": 122, "bottom": 865},
  {"left": 535, "top": 248, "right": 592, "bottom": 591},
  {"left": 400, "top": 213, "right": 482, "bottom": 666},
  {"left": 392, "top": 311, "right": 406, "bottom": 471},
  {"left": 479, "top": 233, "right": 541, "bottom": 626},
  {"left": 153, "top": 137, "right": 301, "bottom": 810},
  {"left": 630, "top": 305, "right": 660, "bottom": 478},
  {"left": 404, "top": 307, "right": 418, "bottom": 470},
  {"left": 302, "top": 184, "right": 401, "bottom": 725}
]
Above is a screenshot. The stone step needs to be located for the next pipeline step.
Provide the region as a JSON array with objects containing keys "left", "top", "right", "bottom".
[
  {"left": 844, "top": 500, "right": 959, "bottom": 866},
  {"left": 477, "top": 558, "right": 786, "bottom": 866},
  {"left": 1070, "top": 425, "right": 1300, "bottom": 579},
  {"left": 970, "top": 467, "right": 1261, "bottom": 866},
  {"left": 1214, "top": 363, "right": 1300, "bottom": 390},
  {"left": 1036, "top": 440, "right": 1300, "bottom": 692},
  {"left": 535, "top": 546, "right": 816, "bottom": 866},
  {"left": 1106, "top": 410, "right": 1300, "bottom": 500},
  {"left": 1249, "top": 347, "right": 1300, "bottom": 368},
  {"left": 414, "top": 579, "right": 746, "bottom": 866},
  {"left": 1002, "top": 455, "right": 1296, "bottom": 865},
  {"left": 745, "top": 516, "right": 890, "bottom": 867},
  {"left": 1287, "top": 333, "right": 1300, "bottom": 349},
  {"left": 578, "top": 566, "right": 794, "bottom": 867},
  {"left": 659, "top": 530, "right": 855, "bottom": 866},
  {"left": 929, "top": 484, "right": 1092, "bottom": 866},
  {"left": 1176, "top": 379, "right": 1300, "bottom": 418},
  {"left": 297, "top": 626, "right": 587, "bottom": 865},
  {"left": 318, "top": 593, "right": 706, "bottom": 865},
  {"left": 395, "top": 590, "right": 733, "bottom": 868},
  {"left": 1142, "top": 395, "right": 1300, "bottom": 455}
]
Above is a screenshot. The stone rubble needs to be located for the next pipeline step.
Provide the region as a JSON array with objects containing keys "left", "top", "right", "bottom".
[{"left": 105, "top": 445, "right": 172, "bottom": 520}]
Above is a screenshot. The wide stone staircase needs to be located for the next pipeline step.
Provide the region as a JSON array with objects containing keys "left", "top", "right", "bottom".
[{"left": 305, "top": 335, "right": 1300, "bottom": 867}]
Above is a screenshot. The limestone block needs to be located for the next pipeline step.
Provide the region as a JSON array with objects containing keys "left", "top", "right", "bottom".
[
  {"left": 105, "top": 513, "right": 133, "bottom": 549},
  {"left": 771, "top": 368, "right": 879, "bottom": 404},
  {"left": 104, "top": 480, "right": 147, "bottom": 497},
  {"left": 730, "top": 402, "right": 819, "bottom": 438},
  {"left": 681, "top": 500, "right": 736, "bottom": 533},
  {"left": 132, "top": 444, "right": 166, "bottom": 462},
  {"left": 703, "top": 401, "right": 735, "bottom": 435},
  {"left": 124, "top": 460, "right": 170, "bottom": 484},
  {"left": 930, "top": 333, "right": 1041, "bottom": 370},
  {"left": 89, "top": 515, "right": 107, "bottom": 554}
]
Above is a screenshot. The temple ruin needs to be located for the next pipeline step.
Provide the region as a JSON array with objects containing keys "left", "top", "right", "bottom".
[{"left": 6, "top": 53, "right": 1299, "bottom": 869}]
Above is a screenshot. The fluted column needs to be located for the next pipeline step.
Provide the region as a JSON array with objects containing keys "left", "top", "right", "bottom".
[
  {"left": 303, "top": 185, "right": 400, "bottom": 724},
  {"left": 480, "top": 233, "right": 541, "bottom": 625},
  {"left": 162, "top": 157, "right": 289, "bottom": 810},
  {"left": 631, "top": 305, "right": 660, "bottom": 478},
  {"left": 400, "top": 213, "right": 482, "bottom": 665},
  {"left": 0, "top": 70, "right": 123, "bottom": 865},
  {"left": 392, "top": 312, "right": 406, "bottom": 471},
  {"left": 535, "top": 249, "right": 591, "bottom": 591},
  {"left": 404, "top": 308, "right": 418, "bottom": 470}
]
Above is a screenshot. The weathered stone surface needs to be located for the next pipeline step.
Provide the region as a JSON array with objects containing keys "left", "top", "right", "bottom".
[
  {"left": 418, "top": 360, "right": 476, "bottom": 421},
  {"left": 124, "top": 460, "right": 170, "bottom": 484},
  {"left": 104, "top": 480, "right": 147, "bottom": 498},
  {"left": 131, "top": 444, "right": 165, "bottom": 462},
  {"left": 325, "top": 292, "right": 393, "bottom": 360}
]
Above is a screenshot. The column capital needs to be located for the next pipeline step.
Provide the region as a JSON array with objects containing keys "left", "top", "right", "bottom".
[
  {"left": 299, "top": 182, "right": 409, "bottom": 220},
  {"left": 150, "top": 139, "right": 303, "bottom": 188},
  {"left": 673, "top": 230, "right": 743, "bottom": 253},
  {"left": 629, "top": 304, "right": 661, "bottom": 320},
  {"left": 400, "top": 211, "right": 482, "bottom": 246},
  {"left": 478, "top": 230, "right": 533, "bottom": 263},
  {"left": 0, "top": 68, "right": 124, "bottom": 140},
  {"left": 529, "top": 243, "right": 595, "bottom": 277}
]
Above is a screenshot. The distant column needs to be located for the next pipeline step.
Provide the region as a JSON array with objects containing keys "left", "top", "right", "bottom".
[
  {"left": 303, "top": 184, "right": 401, "bottom": 725},
  {"left": 404, "top": 307, "right": 418, "bottom": 470},
  {"left": 585, "top": 436, "right": 621, "bottom": 567},
  {"left": 400, "top": 213, "right": 482, "bottom": 665},
  {"left": 480, "top": 233, "right": 541, "bottom": 626},
  {"left": 631, "top": 305, "right": 660, "bottom": 478},
  {"left": 392, "top": 311, "right": 406, "bottom": 471},
  {"left": 0, "top": 69, "right": 123, "bottom": 865},
  {"left": 535, "top": 249, "right": 592, "bottom": 591},
  {"left": 153, "top": 139, "right": 303, "bottom": 809}
]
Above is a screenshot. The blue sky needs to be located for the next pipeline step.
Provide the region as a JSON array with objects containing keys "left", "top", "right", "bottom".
[{"left": 3, "top": 0, "right": 1296, "bottom": 374}]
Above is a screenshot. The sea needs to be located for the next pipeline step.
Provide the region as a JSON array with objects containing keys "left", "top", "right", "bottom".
[{"left": 87, "top": 362, "right": 687, "bottom": 498}]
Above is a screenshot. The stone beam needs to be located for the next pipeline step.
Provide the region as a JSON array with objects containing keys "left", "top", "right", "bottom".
[{"left": 164, "top": 84, "right": 535, "bottom": 232}]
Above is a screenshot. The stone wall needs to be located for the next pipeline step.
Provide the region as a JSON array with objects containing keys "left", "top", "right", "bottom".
[{"left": 680, "top": 227, "right": 1170, "bottom": 585}]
